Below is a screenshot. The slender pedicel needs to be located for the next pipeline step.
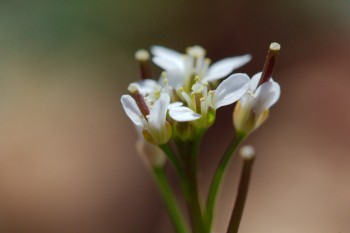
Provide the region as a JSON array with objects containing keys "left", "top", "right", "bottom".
[{"left": 226, "top": 145, "right": 256, "bottom": 233}]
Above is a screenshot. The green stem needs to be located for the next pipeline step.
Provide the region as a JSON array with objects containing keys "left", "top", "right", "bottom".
[
  {"left": 159, "top": 143, "right": 194, "bottom": 231},
  {"left": 153, "top": 167, "right": 191, "bottom": 233},
  {"left": 159, "top": 143, "right": 186, "bottom": 180},
  {"left": 159, "top": 143, "right": 191, "bottom": 201},
  {"left": 204, "top": 132, "right": 246, "bottom": 232},
  {"left": 182, "top": 130, "right": 206, "bottom": 233},
  {"left": 226, "top": 157, "right": 255, "bottom": 233}
]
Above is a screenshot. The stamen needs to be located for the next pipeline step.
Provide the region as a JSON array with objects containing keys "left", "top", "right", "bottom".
[
  {"left": 259, "top": 42, "right": 281, "bottom": 86},
  {"left": 203, "top": 82, "right": 208, "bottom": 99},
  {"left": 200, "top": 97, "right": 206, "bottom": 116},
  {"left": 192, "top": 83, "right": 204, "bottom": 94},
  {"left": 161, "top": 72, "right": 168, "bottom": 85},
  {"left": 195, "top": 93, "right": 201, "bottom": 113},
  {"left": 206, "top": 90, "right": 214, "bottom": 107},
  {"left": 135, "top": 49, "right": 151, "bottom": 80},
  {"left": 179, "top": 87, "right": 193, "bottom": 108}
]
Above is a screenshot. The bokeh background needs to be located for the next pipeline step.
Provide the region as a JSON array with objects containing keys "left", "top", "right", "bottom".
[{"left": 0, "top": 0, "right": 349, "bottom": 232}]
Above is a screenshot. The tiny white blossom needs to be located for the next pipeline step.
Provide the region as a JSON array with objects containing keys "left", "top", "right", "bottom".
[
  {"left": 233, "top": 72, "right": 280, "bottom": 134},
  {"left": 169, "top": 74, "right": 250, "bottom": 127},
  {"left": 121, "top": 92, "right": 172, "bottom": 145},
  {"left": 151, "top": 45, "right": 251, "bottom": 90}
]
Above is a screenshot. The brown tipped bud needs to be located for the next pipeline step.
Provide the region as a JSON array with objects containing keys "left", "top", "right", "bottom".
[
  {"left": 128, "top": 85, "right": 150, "bottom": 117},
  {"left": 135, "top": 49, "right": 151, "bottom": 80},
  {"left": 259, "top": 42, "right": 281, "bottom": 85}
]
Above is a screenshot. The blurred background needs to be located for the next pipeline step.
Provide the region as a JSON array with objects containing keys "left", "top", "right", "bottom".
[{"left": 0, "top": 0, "right": 349, "bottom": 232}]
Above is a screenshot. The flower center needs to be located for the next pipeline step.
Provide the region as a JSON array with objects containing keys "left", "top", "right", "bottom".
[
  {"left": 178, "top": 77, "right": 214, "bottom": 117},
  {"left": 183, "top": 46, "right": 211, "bottom": 92}
]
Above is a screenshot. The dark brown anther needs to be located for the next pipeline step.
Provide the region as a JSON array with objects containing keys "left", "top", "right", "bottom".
[
  {"left": 128, "top": 84, "right": 150, "bottom": 117},
  {"left": 258, "top": 42, "right": 281, "bottom": 86},
  {"left": 135, "top": 49, "right": 152, "bottom": 80}
]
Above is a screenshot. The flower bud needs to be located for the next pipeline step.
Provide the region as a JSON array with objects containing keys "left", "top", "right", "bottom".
[
  {"left": 233, "top": 100, "right": 269, "bottom": 135},
  {"left": 136, "top": 139, "right": 166, "bottom": 168}
]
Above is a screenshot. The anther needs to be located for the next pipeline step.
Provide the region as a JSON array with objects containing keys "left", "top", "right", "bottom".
[{"left": 259, "top": 42, "right": 281, "bottom": 86}]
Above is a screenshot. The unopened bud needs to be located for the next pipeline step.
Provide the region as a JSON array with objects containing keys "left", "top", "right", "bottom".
[
  {"left": 259, "top": 42, "right": 281, "bottom": 85},
  {"left": 136, "top": 139, "right": 166, "bottom": 168},
  {"left": 135, "top": 49, "right": 151, "bottom": 79},
  {"left": 135, "top": 49, "right": 150, "bottom": 61}
]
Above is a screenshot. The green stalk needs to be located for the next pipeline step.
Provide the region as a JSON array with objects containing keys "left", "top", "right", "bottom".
[
  {"left": 181, "top": 130, "right": 206, "bottom": 233},
  {"left": 204, "top": 132, "right": 246, "bottom": 232},
  {"left": 159, "top": 143, "right": 195, "bottom": 231},
  {"left": 159, "top": 143, "right": 186, "bottom": 180},
  {"left": 153, "top": 167, "right": 191, "bottom": 233},
  {"left": 159, "top": 143, "right": 192, "bottom": 202},
  {"left": 226, "top": 156, "right": 255, "bottom": 233}
]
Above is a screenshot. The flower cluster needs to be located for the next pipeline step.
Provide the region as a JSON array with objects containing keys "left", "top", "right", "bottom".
[
  {"left": 120, "top": 43, "right": 281, "bottom": 233},
  {"left": 121, "top": 44, "right": 280, "bottom": 148}
]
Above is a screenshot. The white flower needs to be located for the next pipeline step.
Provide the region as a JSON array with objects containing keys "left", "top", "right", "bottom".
[
  {"left": 169, "top": 74, "right": 250, "bottom": 127},
  {"left": 151, "top": 45, "right": 251, "bottom": 90},
  {"left": 128, "top": 79, "right": 163, "bottom": 106},
  {"left": 127, "top": 70, "right": 178, "bottom": 105},
  {"left": 121, "top": 92, "right": 172, "bottom": 145},
  {"left": 233, "top": 72, "right": 281, "bottom": 134}
]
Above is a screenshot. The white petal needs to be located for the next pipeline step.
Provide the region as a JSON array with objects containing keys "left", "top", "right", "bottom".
[
  {"left": 169, "top": 106, "right": 201, "bottom": 122},
  {"left": 148, "top": 93, "right": 170, "bottom": 130},
  {"left": 214, "top": 73, "right": 250, "bottom": 109},
  {"left": 240, "top": 92, "right": 253, "bottom": 108},
  {"left": 151, "top": 46, "right": 183, "bottom": 64},
  {"left": 252, "top": 81, "right": 281, "bottom": 115},
  {"left": 152, "top": 57, "right": 184, "bottom": 88},
  {"left": 250, "top": 72, "right": 262, "bottom": 91},
  {"left": 204, "top": 54, "right": 252, "bottom": 82},
  {"left": 130, "top": 79, "right": 161, "bottom": 95},
  {"left": 168, "top": 102, "right": 183, "bottom": 109},
  {"left": 120, "top": 95, "right": 143, "bottom": 127},
  {"left": 151, "top": 46, "right": 185, "bottom": 74}
]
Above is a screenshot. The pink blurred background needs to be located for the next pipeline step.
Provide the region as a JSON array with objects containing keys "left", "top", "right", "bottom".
[{"left": 0, "top": 1, "right": 349, "bottom": 232}]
